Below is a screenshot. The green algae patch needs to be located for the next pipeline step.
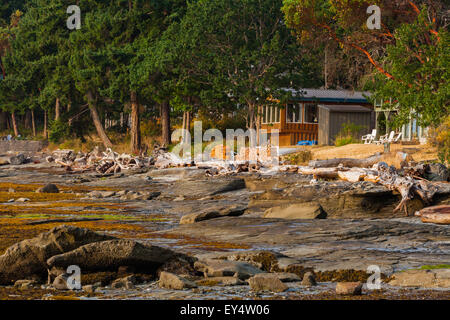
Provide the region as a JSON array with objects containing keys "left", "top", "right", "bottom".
[{"left": 418, "top": 264, "right": 450, "bottom": 270}]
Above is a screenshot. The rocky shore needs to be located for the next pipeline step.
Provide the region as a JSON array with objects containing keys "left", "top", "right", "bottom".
[{"left": 0, "top": 157, "right": 448, "bottom": 300}]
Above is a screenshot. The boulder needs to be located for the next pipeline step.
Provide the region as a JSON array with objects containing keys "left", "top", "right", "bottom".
[
  {"left": 248, "top": 273, "right": 288, "bottom": 293},
  {"left": 335, "top": 282, "right": 363, "bottom": 295},
  {"left": 0, "top": 225, "right": 114, "bottom": 285},
  {"left": 111, "top": 275, "right": 136, "bottom": 289},
  {"left": 9, "top": 154, "right": 26, "bottom": 165},
  {"left": 47, "top": 239, "right": 188, "bottom": 274},
  {"left": 37, "top": 184, "right": 59, "bottom": 194},
  {"left": 301, "top": 272, "right": 317, "bottom": 286},
  {"left": 263, "top": 203, "right": 327, "bottom": 220},
  {"left": 180, "top": 205, "right": 246, "bottom": 224},
  {"left": 194, "top": 259, "right": 263, "bottom": 280},
  {"left": 389, "top": 269, "right": 450, "bottom": 288},
  {"left": 158, "top": 271, "right": 197, "bottom": 290}
]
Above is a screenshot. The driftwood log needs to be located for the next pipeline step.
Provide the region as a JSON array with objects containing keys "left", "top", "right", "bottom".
[
  {"left": 415, "top": 205, "right": 450, "bottom": 224},
  {"left": 308, "top": 153, "right": 383, "bottom": 168}
]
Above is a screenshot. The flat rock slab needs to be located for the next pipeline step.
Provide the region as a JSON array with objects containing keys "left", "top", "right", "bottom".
[
  {"left": 263, "top": 203, "right": 326, "bottom": 219},
  {"left": 180, "top": 205, "right": 246, "bottom": 224},
  {"left": 170, "top": 178, "right": 246, "bottom": 198},
  {"left": 162, "top": 217, "right": 450, "bottom": 273},
  {"left": 389, "top": 269, "right": 450, "bottom": 288},
  {"left": 194, "top": 259, "right": 263, "bottom": 280}
]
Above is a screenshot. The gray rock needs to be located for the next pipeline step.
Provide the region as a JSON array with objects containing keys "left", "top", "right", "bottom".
[
  {"left": 180, "top": 205, "right": 246, "bottom": 224},
  {"left": 37, "top": 184, "right": 59, "bottom": 193},
  {"left": 194, "top": 259, "right": 263, "bottom": 280},
  {"left": 248, "top": 273, "right": 288, "bottom": 292},
  {"left": 336, "top": 282, "right": 363, "bottom": 295},
  {"left": 111, "top": 275, "right": 136, "bottom": 289},
  {"left": 263, "top": 203, "right": 327, "bottom": 219},
  {"left": 47, "top": 239, "right": 189, "bottom": 275},
  {"left": 16, "top": 198, "right": 30, "bottom": 202},
  {"left": 273, "top": 272, "right": 301, "bottom": 282},
  {"left": 52, "top": 273, "right": 81, "bottom": 290},
  {"left": 159, "top": 271, "right": 197, "bottom": 290},
  {"left": 171, "top": 178, "right": 246, "bottom": 198},
  {"left": 9, "top": 154, "right": 26, "bottom": 165},
  {"left": 301, "top": 272, "right": 317, "bottom": 286},
  {"left": 0, "top": 225, "right": 114, "bottom": 285},
  {"left": 389, "top": 269, "right": 450, "bottom": 288}
]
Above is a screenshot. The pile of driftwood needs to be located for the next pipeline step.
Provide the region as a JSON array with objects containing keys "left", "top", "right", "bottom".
[
  {"left": 203, "top": 152, "right": 446, "bottom": 216},
  {"left": 47, "top": 148, "right": 152, "bottom": 174}
]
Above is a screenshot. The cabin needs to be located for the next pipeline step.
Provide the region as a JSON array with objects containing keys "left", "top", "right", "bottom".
[{"left": 261, "top": 89, "right": 374, "bottom": 146}]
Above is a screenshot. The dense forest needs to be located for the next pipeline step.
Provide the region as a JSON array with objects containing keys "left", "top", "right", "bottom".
[{"left": 0, "top": 0, "right": 448, "bottom": 154}]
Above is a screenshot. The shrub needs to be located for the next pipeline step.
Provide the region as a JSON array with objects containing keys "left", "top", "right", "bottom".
[
  {"left": 285, "top": 149, "right": 312, "bottom": 165},
  {"left": 334, "top": 122, "right": 365, "bottom": 146},
  {"left": 48, "top": 120, "right": 70, "bottom": 143},
  {"left": 428, "top": 115, "right": 450, "bottom": 164}
]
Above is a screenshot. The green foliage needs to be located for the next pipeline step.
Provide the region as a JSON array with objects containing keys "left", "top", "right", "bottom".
[
  {"left": 428, "top": 115, "right": 450, "bottom": 164},
  {"left": 48, "top": 119, "right": 69, "bottom": 143},
  {"left": 285, "top": 149, "right": 313, "bottom": 165},
  {"left": 370, "top": 9, "right": 449, "bottom": 129}
]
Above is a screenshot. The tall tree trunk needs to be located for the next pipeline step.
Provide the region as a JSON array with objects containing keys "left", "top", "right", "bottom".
[
  {"left": 11, "top": 112, "right": 19, "bottom": 136},
  {"left": 55, "top": 98, "right": 60, "bottom": 121},
  {"left": 186, "top": 111, "right": 191, "bottom": 135},
  {"left": 43, "top": 110, "right": 48, "bottom": 139},
  {"left": 160, "top": 101, "right": 171, "bottom": 148},
  {"left": 31, "top": 109, "right": 36, "bottom": 137},
  {"left": 87, "top": 91, "right": 113, "bottom": 148},
  {"left": 130, "top": 91, "right": 141, "bottom": 154}
]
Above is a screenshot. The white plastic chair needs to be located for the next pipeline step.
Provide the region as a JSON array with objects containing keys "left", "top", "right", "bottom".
[
  {"left": 362, "top": 129, "right": 377, "bottom": 144},
  {"left": 375, "top": 131, "right": 395, "bottom": 145}
]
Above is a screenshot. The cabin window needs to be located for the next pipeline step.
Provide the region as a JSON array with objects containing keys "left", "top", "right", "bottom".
[
  {"left": 287, "top": 104, "right": 302, "bottom": 123},
  {"left": 262, "top": 106, "right": 280, "bottom": 124},
  {"left": 304, "top": 103, "right": 318, "bottom": 123}
]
